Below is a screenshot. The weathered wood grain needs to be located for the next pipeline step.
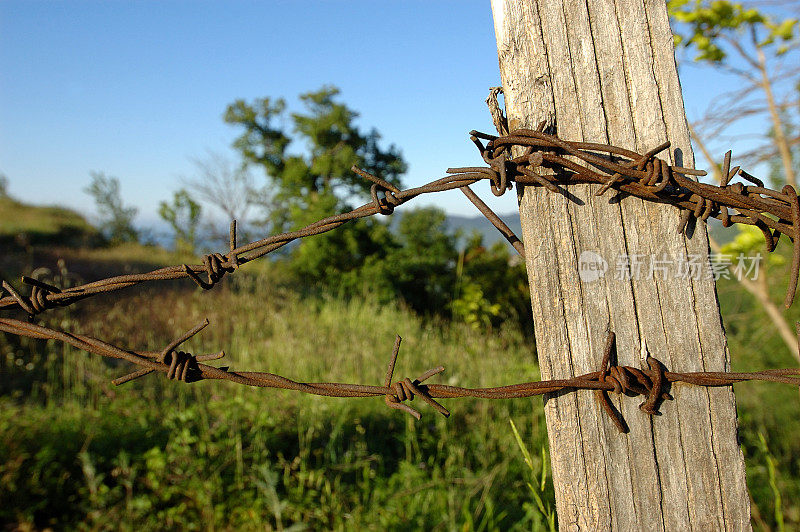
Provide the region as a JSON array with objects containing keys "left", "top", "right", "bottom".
[{"left": 490, "top": 0, "right": 750, "bottom": 529}]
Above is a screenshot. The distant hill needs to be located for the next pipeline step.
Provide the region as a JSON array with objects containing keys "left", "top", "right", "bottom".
[
  {"left": 55, "top": 204, "right": 730, "bottom": 256},
  {"left": 444, "top": 212, "right": 522, "bottom": 249},
  {"left": 384, "top": 210, "right": 522, "bottom": 250},
  {"left": 443, "top": 211, "right": 738, "bottom": 251},
  {"left": 0, "top": 197, "right": 101, "bottom": 248}
]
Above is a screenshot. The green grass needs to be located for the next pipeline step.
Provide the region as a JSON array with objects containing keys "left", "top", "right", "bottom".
[
  {"left": 0, "top": 271, "right": 554, "bottom": 531},
  {"left": 3, "top": 261, "right": 796, "bottom": 530},
  {"left": 0, "top": 197, "right": 101, "bottom": 248},
  {"left": 716, "top": 241, "right": 800, "bottom": 530},
  {"left": 0, "top": 201, "right": 798, "bottom": 529}
]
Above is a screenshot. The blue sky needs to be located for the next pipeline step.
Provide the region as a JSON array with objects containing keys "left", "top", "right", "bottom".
[{"left": 0, "top": 1, "right": 780, "bottom": 229}]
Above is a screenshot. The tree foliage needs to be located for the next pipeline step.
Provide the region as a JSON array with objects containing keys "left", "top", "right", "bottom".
[
  {"left": 224, "top": 86, "right": 407, "bottom": 231},
  {"left": 669, "top": 1, "right": 800, "bottom": 357},
  {"left": 84, "top": 172, "right": 138, "bottom": 245},
  {"left": 289, "top": 194, "right": 395, "bottom": 289},
  {"left": 454, "top": 233, "right": 532, "bottom": 332},
  {"left": 223, "top": 85, "right": 412, "bottom": 309},
  {"left": 382, "top": 207, "right": 459, "bottom": 314},
  {"left": 287, "top": 204, "right": 531, "bottom": 331},
  {"left": 158, "top": 190, "right": 202, "bottom": 255},
  {"left": 669, "top": 0, "right": 799, "bottom": 186},
  {"left": 223, "top": 86, "right": 529, "bottom": 331},
  {"left": 289, "top": 207, "right": 456, "bottom": 314},
  {"left": 669, "top": 0, "right": 797, "bottom": 62}
]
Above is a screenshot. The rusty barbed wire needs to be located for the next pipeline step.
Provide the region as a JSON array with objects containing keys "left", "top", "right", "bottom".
[
  {"left": 458, "top": 123, "right": 800, "bottom": 307},
  {"left": 0, "top": 172, "right": 504, "bottom": 318},
  {"left": 1, "top": 316, "right": 798, "bottom": 432},
  {"left": 3, "top": 127, "right": 797, "bottom": 315},
  {"left": 4, "top": 93, "right": 800, "bottom": 430}
]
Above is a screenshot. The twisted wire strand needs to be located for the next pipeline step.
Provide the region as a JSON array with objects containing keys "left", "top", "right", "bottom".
[
  {"left": 1, "top": 317, "right": 798, "bottom": 432},
  {"left": 3, "top": 128, "right": 798, "bottom": 317}
]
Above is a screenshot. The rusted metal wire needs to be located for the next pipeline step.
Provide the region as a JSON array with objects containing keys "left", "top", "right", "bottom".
[
  {"left": 459, "top": 185, "right": 525, "bottom": 256},
  {"left": 3, "top": 108, "right": 799, "bottom": 316},
  {"left": 1, "top": 316, "right": 797, "bottom": 431},
  {"left": 4, "top": 131, "right": 797, "bottom": 315},
  {"left": 457, "top": 126, "right": 800, "bottom": 307},
  {"left": 3, "top": 101, "right": 800, "bottom": 429}
]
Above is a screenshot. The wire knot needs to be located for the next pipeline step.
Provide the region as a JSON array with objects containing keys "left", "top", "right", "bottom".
[
  {"left": 472, "top": 135, "right": 510, "bottom": 198},
  {"left": 2, "top": 278, "right": 62, "bottom": 319},
  {"left": 155, "top": 319, "right": 217, "bottom": 384},
  {"left": 183, "top": 253, "right": 236, "bottom": 290},
  {"left": 385, "top": 377, "right": 419, "bottom": 409},
  {"left": 595, "top": 332, "right": 673, "bottom": 433},
  {"left": 638, "top": 157, "right": 671, "bottom": 193},
  {"left": 370, "top": 183, "right": 400, "bottom": 215},
  {"left": 29, "top": 286, "right": 54, "bottom": 314},
  {"left": 487, "top": 154, "right": 511, "bottom": 197},
  {"left": 350, "top": 166, "right": 402, "bottom": 216},
  {"left": 382, "top": 335, "right": 450, "bottom": 419},
  {"left": 111, "top": 319, "right": 225, "bottom": 386},
  {"left": 601, "top": 360, "right": 672, "bottom": 416},
  {"left": 160, "top": 349, "right": 198, "bottom": 382}
]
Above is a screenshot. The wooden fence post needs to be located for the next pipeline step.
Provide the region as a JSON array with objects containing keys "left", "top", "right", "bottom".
[{"left": 490, "top": 0, "right": 751, "bottom": 529}]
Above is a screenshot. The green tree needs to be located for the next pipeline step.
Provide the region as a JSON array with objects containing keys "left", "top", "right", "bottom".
[
  {"left": 225, "top": 86, "right": 407, "bottom": 293},
  {"left": 383, "top": 207, "right": 459, "bottom": 314},
  {"left": 0, "top": 173, "right": 8, "bottom": 198},
  {"left": 84, "top": 172, "right": 138, "bottom": 244},
  {"left": 669, "top": 0, "right": 797, "bottom": 62},
  {"left": 224, "top": 85, "right": 407, "bottom": 231},
  {"left": 289, "top": 193, "right": 394, "bottom": 290},
  {"left": 288, "top": 206, "right": 458, "bottom": 315},
  {"left": 669, "top": 0, "right": 798, "bottom": 186},
  {"left": 453, "top": 232, "right": 532, "bottom": 332},
  {"left": 669, "top": 1, "right": 800, "bottom": 355},
  {"left": 158, "top": 190, "right": 202, "bottom": 255}
]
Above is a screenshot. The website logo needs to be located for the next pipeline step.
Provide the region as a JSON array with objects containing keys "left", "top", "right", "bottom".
[{"left": 579, "top": 250, "right": 608, "bottom": 282}]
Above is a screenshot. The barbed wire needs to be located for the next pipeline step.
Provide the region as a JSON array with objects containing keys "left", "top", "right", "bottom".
[
  {"left": 461, "top": 121, "right": 800, "bottom": 307},
  {"left": 0, "top": 175, "right": 509, "bottom": 318},
  {"left": 3, "top": 92, "right": 800, "bottom": 429},
  {"left": 3, "top": 121, "right": 799, "bottom": 316},
  {"left": 2, "top": 136, "right": 796, "bottom": 314},
  {"left": 2, "top": 316, "right": 798, "bottom": 432}
]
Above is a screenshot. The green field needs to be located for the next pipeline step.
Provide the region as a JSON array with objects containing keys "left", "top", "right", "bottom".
[
  {"left": 1, "top": 204, "right": 799, "bottom": 530},
  {"left": 0, "top": 197, "right": 100, "bottom": 248},
  {"left": 1, "top": 266, "right": 556, "bottom": 530}
]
